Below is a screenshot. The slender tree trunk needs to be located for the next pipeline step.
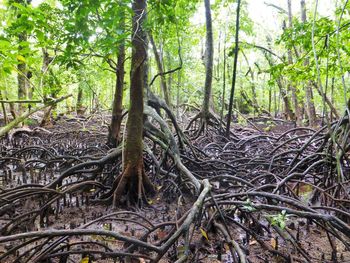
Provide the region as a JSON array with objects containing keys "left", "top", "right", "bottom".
[
  {"left": 274, "top": 83, "right": 277, "bottom": 117},
  {"left": 149, "top": 34, "right": 170, "bottom": 107},
  {"left": 108, "top": 12, "right": 126, "bottom": 147},
  {"left": 113, "top": 0, "right": 154, "bottom": 206},
  {"left": 242, "top": 50, "right": 259, "bottom": 114},
  {"left": 278, "top": 80, "right": 294, "bottom": 119},
  {"left": 202, "top": 0, "right": 214, "bottom": 118},
  {"left": 17, "top": 37, "right": 27, "bottom": 114},
  {"left": 166, "top": 51, "right": 172, "bottom": 102},
  {"left": 301, "top": 0, "right": 317, "bottom": 126},
  {"left": 40, "top": 49, "right": 53, "bottom": 126},
  {"left": 4, "top": 89, "right": 16, "bottom": 119},
  {"left": 220, "top": 30, "right": 227, "bottom": 124},
  {"left": 176, "top": 70, "right": 181, "bottom": 119},
  {"left": 264, "top": 52, "right": 294, "bottom": 120},
  {"left": 0, "top": 91, "right": 8, "bottom": 125},
  {"left": 15, "top": 0, "right": 31, "bottom": 113},
  {"left": 268, "top": 83, "right": 272, "bottom": 113},
  {"left": 225, "top": 0, "right": 241, "bottom": 136},
  {"left": 76, "top": 84, "right": 84, "bottom": 115},
  {"left": 312, "top": 82, "right": 339, "bottom": 119},
  {"left": 287, "top": 0, "right": 303, "bottom": 125}
]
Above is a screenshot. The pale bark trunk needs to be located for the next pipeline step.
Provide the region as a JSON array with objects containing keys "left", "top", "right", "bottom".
[
  {"left": 287, "top": 0, "right": 303, "bottom": 125},
  {"left": 301, "top": 0, "right": 317, "bottom": 126},
  {"left": 40, "top": 49, "right": 53, "bottom": 126}
]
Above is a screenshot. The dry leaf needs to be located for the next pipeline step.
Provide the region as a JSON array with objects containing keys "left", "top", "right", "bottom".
[
  {"left": 271, "top": 237, "right": 277, "bottom": 249},
  {"left": 157, "top": 230, "right": 167, "bottom": 239},
  {"left": 249, "top": 239, "right": 258, "bottom": 245}
]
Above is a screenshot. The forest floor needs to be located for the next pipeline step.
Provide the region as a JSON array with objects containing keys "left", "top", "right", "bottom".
[{"left": 0, "top": 112, "right": 350, "bottom": 263}]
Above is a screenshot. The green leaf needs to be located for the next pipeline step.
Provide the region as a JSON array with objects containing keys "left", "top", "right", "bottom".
[
  {"left": 0, "top": 40, "right": 11, "bottom": 49},
  {"left": 16, "top": 54, "right": 26, "bottom": 63}
]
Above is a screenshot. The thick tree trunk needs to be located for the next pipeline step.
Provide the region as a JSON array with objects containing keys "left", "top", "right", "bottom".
[
  {"left": 202, "top": 0, "right": 214, "bottom": 118},
  {"left": 301, "top": 0, "right": 317, "bottom": 126},
  {"left": 113, "top": 0, "right": 154, "bottom": 206},
  {"left": 225, "top": 0, "right": 241, "bottom": 136},
  {"left": 149, "top": 34, "right": 170, "bottom": 107},
  {"left": 108, "top": 14, "right": 126, "bottom": 147}
]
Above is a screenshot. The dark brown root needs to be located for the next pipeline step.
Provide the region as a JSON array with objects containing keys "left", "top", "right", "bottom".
[{"left": 112, "top": 162, "right": 155, "bottom": 207}]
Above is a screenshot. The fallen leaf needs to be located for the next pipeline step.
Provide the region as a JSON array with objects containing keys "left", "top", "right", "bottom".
[
  {"left": 249, "top": 239, "right": 258, "bottom": 245},
  {"left": 200, "top": 227, "right": 209, "bottom": 241},
  {"left": 271, "top": 237, "right": 277, "bottom": 249},
  {"left": 157, "top": 230, "right": 167, "bottom": 239}
]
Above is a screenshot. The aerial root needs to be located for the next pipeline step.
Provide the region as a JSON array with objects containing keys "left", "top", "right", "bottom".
[{"left": 112, "top": 163, "right": 155, "bottom": 207}]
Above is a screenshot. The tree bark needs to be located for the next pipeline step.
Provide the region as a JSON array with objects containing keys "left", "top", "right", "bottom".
[
  {"left": 113, "top": 0, "right": 154, "bottom": 206},
  {"left": 202, "top": 0, "right": 214, "bottom": 118},
  {"left": 220, "top": 29, "right": 227, "bottom": 124},
  {"left": 241, "top": 50, "right": 260, "bottom": 114},
  {"left": 301, "top": 0, "right": 317, "bottom": 126},
  {"left": 287, "top": 0, "right": 303, "bottom": 125},
  {"left": 15, "top": 0, "right": 31, "bottom": 113},
  {"left": 264, "top": 51, "right": 295, "bottom": 120},
  {"left": 76, "top": 84, "right": 84, "bottom": 115},
  {"left": 0, "top": 91, "right": 8, "bottom": 125},
  {"left": 176, "top": 69, "right": 181, "bottom": 119},
  {"left": 108, "top": 12, "right": 126, "bottom": 147},
  {"left": 17, "top": 36, "right": 27, "bottom": 114},
  {"left": 40, "top": 49, "right": 53, "bottom": 126},
  {"left": 225, "top": 0, "right": 241, "bottom": 136},
  {"left": 312, "top": 81, "right": 339, "bottom": 119},
  {"left": 149, "top": 34, "right": 170, "bottom": 107}
]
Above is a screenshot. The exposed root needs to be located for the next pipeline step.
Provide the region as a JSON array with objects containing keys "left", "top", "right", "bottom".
[
  {"left": 2, "top": 113, "right": 350, "bottom": 262},
  {"left": 186, "top": 109, "right": 223, "bottom": 138},
  {"left": 112, "top": 162, "right": 155, "bottom": 207}
]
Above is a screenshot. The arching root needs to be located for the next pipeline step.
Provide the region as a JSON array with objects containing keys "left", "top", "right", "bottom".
[{"left": 112, "top": 162, "right": 155, "bottom": 207}]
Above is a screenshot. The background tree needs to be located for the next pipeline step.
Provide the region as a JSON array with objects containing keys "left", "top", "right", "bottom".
[{"left": 225, "top": 0, "right": 241, "bottom": 136}]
